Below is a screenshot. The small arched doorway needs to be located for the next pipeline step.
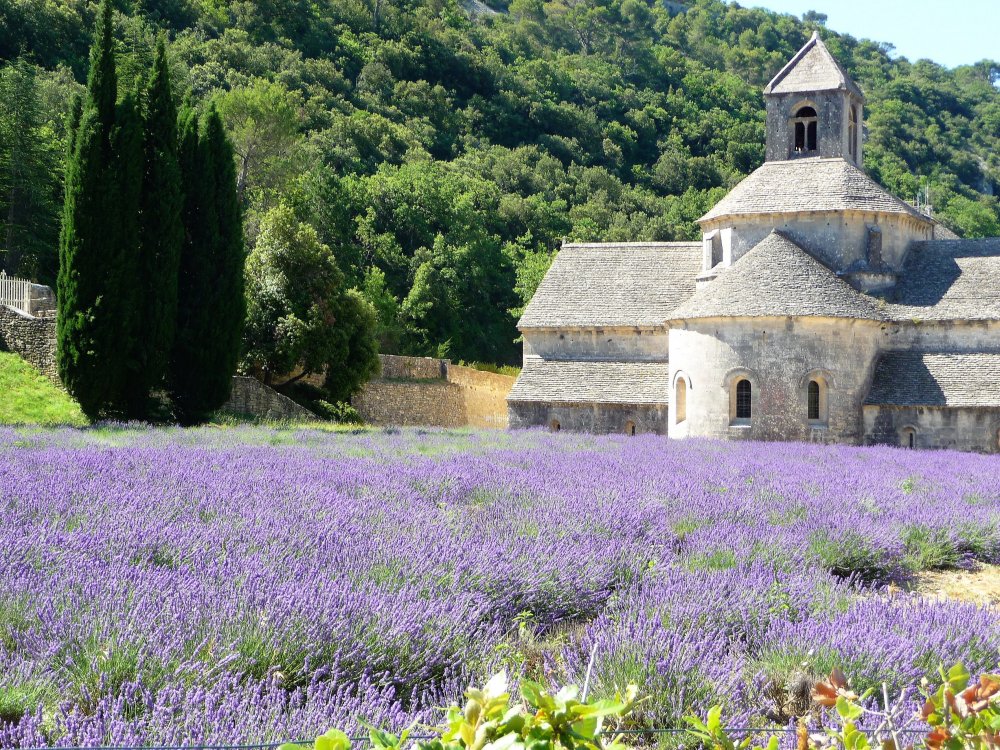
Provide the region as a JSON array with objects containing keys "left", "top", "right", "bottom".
[
  {"left": 625, "top": 420, "right": 636, "bottom": 436},
  {"left": 900, "top": 426, "right": 916, "bottom": 449},
  {"left": 549, "top": 418, "right": 561, "bottom": 433}
]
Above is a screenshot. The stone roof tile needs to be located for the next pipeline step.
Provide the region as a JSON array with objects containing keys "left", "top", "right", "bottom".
[
  {"left": 765, "top": 32, "right": 864, "bottom": 98},
  {"left": 518, "top": 243, "right": 701, "bottom": 329},
  {"left": 865, "top": 351, "right": 1000, "bottom": 407},
  {"left": 507, "top": 358, "right": 669, "bottom": 404},
  {"left": 667, "top": 231, "right": 887, "bottom": 321},
  {"left": 889, "top": 239, "right": 1000, "bottom": 322},
  {"left": 699, "top": 158, "right": 928, "bottom": 224}
]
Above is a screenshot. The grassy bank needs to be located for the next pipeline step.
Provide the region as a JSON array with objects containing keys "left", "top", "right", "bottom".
[{"left": 0, "top": 352, "right": 86, "bottom": 426}]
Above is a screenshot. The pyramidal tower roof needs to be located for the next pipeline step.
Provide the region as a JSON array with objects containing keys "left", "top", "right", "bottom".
[{"left": 764, "top": 31, "right": 864, "bottom": 100}]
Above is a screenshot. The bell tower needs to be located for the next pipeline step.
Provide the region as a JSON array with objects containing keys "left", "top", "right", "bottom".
[{"left": 763, "top": 32, "right": 865, "bottom": 166}]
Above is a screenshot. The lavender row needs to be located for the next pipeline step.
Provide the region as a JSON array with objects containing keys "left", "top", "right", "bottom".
[{"left": 0, "top": 426, "right": 997, "bottom": 746}]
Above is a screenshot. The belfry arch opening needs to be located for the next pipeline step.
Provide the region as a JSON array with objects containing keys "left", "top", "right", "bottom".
[{"left": 792, "top": 106, "right": 818, "bottom": 153}]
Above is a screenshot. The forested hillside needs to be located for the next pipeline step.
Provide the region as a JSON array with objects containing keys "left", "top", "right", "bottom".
[{"left": 2, "top": 0, "right": 999, "bottom": 365}]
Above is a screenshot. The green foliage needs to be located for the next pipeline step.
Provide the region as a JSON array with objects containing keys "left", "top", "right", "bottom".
[
  {"left": 0, "top": 59, "right": 63, "bottom": 281},
  {"left": 130, "top": 38, "right": 183, "bottom": 418},
  {"left": 243, "top": 204, "right": 347, "bottom": 378},
  {"left": 6, "top": 0, "right": 1000, "bottom": 368},
  {"left": 691, "top": 663, "right": 1000, "bottom": 750},
  {"left": 243, "top": 205, "right": 378, "bottom": 402},
  {"left": 324, "top": 289, "right": 381, "bottom": 403},
  {"left": 171, "top": 103, "right": 246, "bottom": 424},
  {"left": 901, "top": 525, "right": 962, "bottom": 572},
  {"left": 0, "top": 352, "right": 86, "bottom": 426},
  {"left": 56, "top": 0, "right": 139, "bottom": 420},
  {"left": 458, "top": 361, "right": 522, "bottom": 377},
  {"left": 807, "top": 530, "right": 892, "bottom": 582},
  {"left": 283, "top": 672, "right": 639, "bottom": 750}
]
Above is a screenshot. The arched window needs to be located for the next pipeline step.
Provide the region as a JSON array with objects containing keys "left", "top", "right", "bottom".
[
  {"left": 807, "top": 380, "right": 821, "bottom": 420},
  {"left": 793, "top": 106, "right": 818, "bottom": 152},
  {"left": 550, "top": 419, "right": 561, "bottom": 433},
  {"left": 848, "top": 106, "right": 858, "bottom": 160},
  {"left": 625, "top": 420, "right": 636, "bottom": 436},
  {"left": 735, "top": 379, "right": 752, "bottom": 420},
  {"left": 675, "top": 377, "right": 687, "bottom": 423},
  {"left": 900, "top": 427, "right": 916, "bottom": 449}
]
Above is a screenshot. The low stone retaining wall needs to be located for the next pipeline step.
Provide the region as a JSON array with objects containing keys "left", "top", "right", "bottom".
[
  {"left": 0, "top": 304, "right": 58, "bottom": 382},
  {"left": 224, "top": 376, "right": 317, "bottom": 421},
  {"left": 352, "top": 355, "right": 516, "bottom": 429}
]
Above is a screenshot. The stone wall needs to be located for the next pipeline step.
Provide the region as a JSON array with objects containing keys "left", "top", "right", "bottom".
[
  {"left": 668, "top": 316, "right": 883, "bottom": 444},
  {"left": 351, "top": 355, "right": 515, "bottom": 428},
  {"left": 224, "top": 376, "right": 317, "bottom": 420},
  {"left": 379, "top": 354, "right": 448, "bottom": 380},
  {"left": 0, "top": 304, "right": 57, "bottom": 381},
  {"left": 523, "top": 328, "right": 668, "bottom": 361},
  {"left": 352, "top": 380, "right": 466, "bottom": 427},
  {"left": 701, "top": 211, "right": 932, "bottom": 273},
  {"left": 508, "top": 401, "right": 668, "bottom": 435},
  {"left": 445, "top": 363, "right": 515, "bottom": 429},
  {"left": 864, "top": 405, "right": 1000, "bottom": 453}
]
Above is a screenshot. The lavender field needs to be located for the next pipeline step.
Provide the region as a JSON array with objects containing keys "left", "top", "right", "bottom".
[{"left": 1, "top": 425, "right": 999, "bottom": 748}]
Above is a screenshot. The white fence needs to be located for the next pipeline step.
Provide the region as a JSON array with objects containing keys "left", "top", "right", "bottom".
[
  {"left": 0, "top": 270, "right": 32, "bottom": 313},
  {"left": 0, "top": 271, "right": 55, "bottom": 316}
]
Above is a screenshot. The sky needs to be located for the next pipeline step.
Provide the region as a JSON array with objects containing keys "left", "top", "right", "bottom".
[{"left": 750, "top": 0, "right": 999, "bottom": 69}]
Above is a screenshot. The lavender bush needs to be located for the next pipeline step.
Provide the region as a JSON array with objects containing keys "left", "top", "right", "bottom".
[{"left": 0, "top": 426, "right": 998, "bottom": 747}]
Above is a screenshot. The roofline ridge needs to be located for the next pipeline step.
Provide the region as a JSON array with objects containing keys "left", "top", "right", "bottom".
[
  {"left": 764, "top": 31, "right": 864, "bottom": 99},
  {"left": 765, "top": 32, "right": 821, "bottom": 94},
  {"left": 562, "top": 241, "right": 701, "bottom": 247}
]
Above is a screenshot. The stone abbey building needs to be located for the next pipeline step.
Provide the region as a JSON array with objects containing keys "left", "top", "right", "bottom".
[{"left": 507, "top": 33, "right": 1000, "bottom": 451}]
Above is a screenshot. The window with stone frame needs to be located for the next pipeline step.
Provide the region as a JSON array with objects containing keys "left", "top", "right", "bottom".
[
  {"left": 735, "top": 379, "right": 752, "bottom": 419},
  {"left": 808, "top": 380, "right": 821, "bottom": 420},
  {"left": 675, "top": 377, "right": 687, "bottom": 423}
]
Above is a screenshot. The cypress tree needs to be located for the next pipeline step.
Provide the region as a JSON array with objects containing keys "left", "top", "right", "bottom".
[
  {"left": 115, "top": 86, "right": 143, "bottom": 413},
  {"left": 57, "top": 0, "right": 130, "bottom": 419},
  {"left": 204, "top": 103, "right": 246, "bottom": 408},
  {"left": 171, "top": 103, "right": 245, "bottom": 423},
  {"left": 126, "top": 39, "right": 182, "bottom": 418}
]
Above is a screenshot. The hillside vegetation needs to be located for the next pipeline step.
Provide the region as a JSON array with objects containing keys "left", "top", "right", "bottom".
[
  {"left": 0, "top": 352, "right": 86, "bottom": 425},
  {"left": 1, "top": 0, "right": 998, "bottom": 366}
]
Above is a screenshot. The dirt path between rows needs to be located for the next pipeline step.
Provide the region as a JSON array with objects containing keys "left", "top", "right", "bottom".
[{"left": 903, "top": 563, "right": 1000, "bottom": 607}]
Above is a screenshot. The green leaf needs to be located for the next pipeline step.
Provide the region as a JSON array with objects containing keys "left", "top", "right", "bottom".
[
  {"left": 836, "top": 696, "right": 863, "bottom": 722},
  {"left": 555, "top": 685, "right": 579, "bottom": 704},
  {"left": 570, "top": 700, "right": 626, "bottom": 719},
  {"left": 483, "top": 733, "right": 521, "bottom": 750},
  {"left": 367, "top": 726, "right": 400, "bottom": 750},
  {"left": 520, "top": 680, "right": 545, "bottom": 708},
  {"left": 315, "top": 730, "right": 351, "bottom": 750},
  {"left": 684, "top": 715, "right": 710, "bottom": 735},
  {"left": 947, "top": 663, "right": 971, "bottom": 692},
  {"left": 570, "top": 715, "right": 598, "bottom": 740},
  {"left": 484, "top": 672, "right": 508, "bottom": 700},
  {"left": 707, "top": 705, "right": 723, "bottom": 735}
]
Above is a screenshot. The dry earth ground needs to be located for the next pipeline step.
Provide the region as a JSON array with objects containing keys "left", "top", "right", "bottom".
[{"left": 904, "top": 564, "right": 1000, "bottom": 607}]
